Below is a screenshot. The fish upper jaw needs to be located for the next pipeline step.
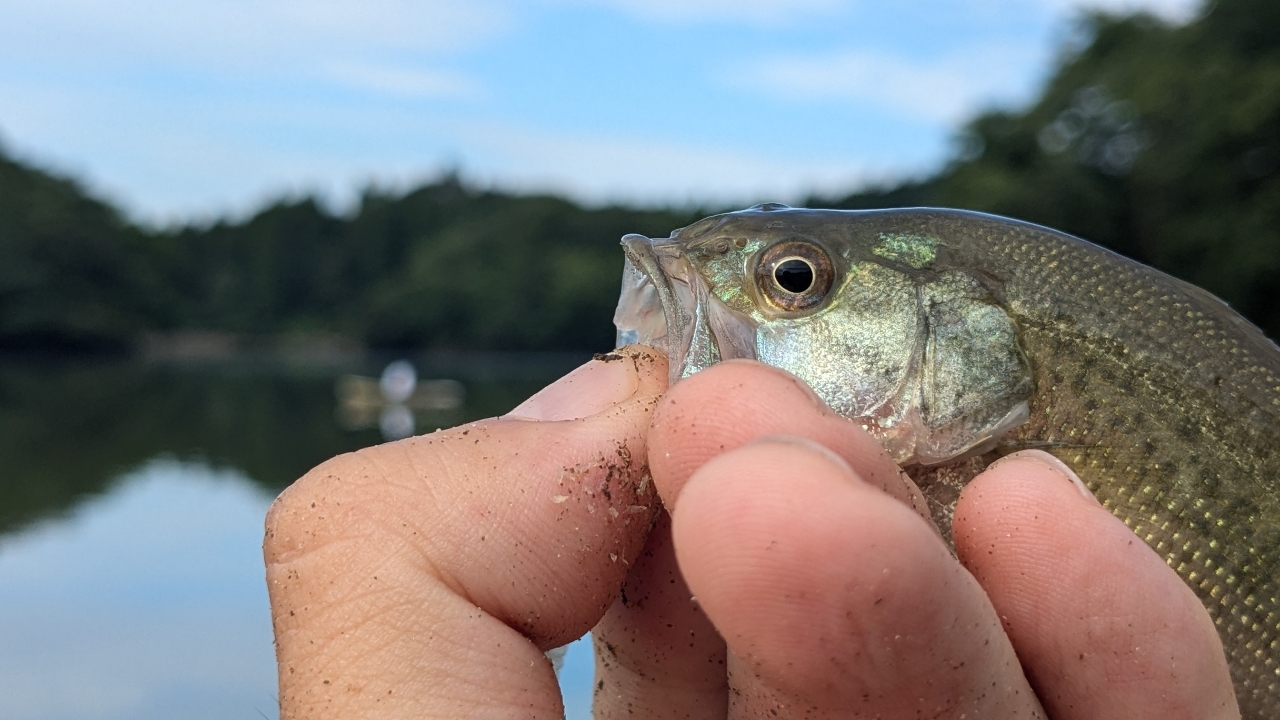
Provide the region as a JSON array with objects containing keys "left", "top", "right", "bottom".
[{"left": 615, "top": 233, "right": 758, "bottom": 385}]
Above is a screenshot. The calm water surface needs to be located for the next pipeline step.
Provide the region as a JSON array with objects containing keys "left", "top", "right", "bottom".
[{"left": 0, "top": 353, "right": 598, "bottom": 720}]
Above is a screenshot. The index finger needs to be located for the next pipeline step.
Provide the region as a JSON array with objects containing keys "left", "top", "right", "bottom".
[
  {"left": 649, "top": 359, "right": 932, "bottom": 524},
  {"left": 590, "top": 360, "right": 943, "bottom": 718}
]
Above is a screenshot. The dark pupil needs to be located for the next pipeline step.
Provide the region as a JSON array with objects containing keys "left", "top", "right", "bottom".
[{"left": 774, "top": 259, "right": 814, "bottom": 293}]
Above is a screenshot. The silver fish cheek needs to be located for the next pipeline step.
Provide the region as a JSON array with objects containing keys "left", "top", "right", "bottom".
[
  {"left": 755, "top": 263, "right": 918, "bottom": 423},
  {"left": 754, "top": 264, "right": 1033, "bottom": 465}
]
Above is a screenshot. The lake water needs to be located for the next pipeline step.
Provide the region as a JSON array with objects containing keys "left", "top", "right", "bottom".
[{"left": 0, "top": 354, "right": 598, "bottom": 720}]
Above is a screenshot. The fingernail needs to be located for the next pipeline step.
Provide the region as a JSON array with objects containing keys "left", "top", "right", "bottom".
[
  {"left": 506, "top": 355, "right": 639, "bottom": 421},
  {"left": 993, "top": 449, "right": 1100, "bottom": 504}
]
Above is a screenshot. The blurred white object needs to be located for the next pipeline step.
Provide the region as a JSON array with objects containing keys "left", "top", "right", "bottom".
[
  {"left": 379, "top": 360, "right": 417, "bottom": 404},
  {"left": 379, "top": 404, "right": 416, "bottom": 440},
  {"left": 335, "top": 363, "right": 465, "bottom": 437}
]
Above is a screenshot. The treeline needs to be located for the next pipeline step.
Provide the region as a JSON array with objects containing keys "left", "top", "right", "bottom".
[
  {"left": 1, "top": 0, "right": 1276, "bottom": 353},
  {"left": 823, "top": 0, "right": 1280, "bottom": 339},
  {"left": 0, "top": 163, "right": 702, "bottom": 352}
]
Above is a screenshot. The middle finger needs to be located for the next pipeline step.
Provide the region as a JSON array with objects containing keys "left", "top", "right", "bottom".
[{"left": 672, "top": 437, "right": 1045, "bottom": 718}]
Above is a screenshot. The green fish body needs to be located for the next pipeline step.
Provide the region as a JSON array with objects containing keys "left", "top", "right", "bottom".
[{"left": 614, "top": 204, "right": 1280, "bottom": 717}]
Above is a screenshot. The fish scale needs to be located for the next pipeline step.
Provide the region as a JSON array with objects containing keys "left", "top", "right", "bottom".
[
  {"left": 615, "top": 205, "right": 1280, "bottom": 716},
  {"left": 918, "top": 212, "right": 1280, "bottom": 716}
]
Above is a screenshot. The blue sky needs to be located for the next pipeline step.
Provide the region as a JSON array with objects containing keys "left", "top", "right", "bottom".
[{"left": 0, "top": 0, "right": 1196, "bottom": 224}]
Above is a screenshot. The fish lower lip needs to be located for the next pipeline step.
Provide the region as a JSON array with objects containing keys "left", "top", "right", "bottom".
[
  {"left": 613, "top": 257, "right": 665, "bottom": 348},
  {"left": 615, "top": 235, "right": 691, "bottom": 361},
  {"left": 614, "top": 234, "right": 758, "bottom": 384}
]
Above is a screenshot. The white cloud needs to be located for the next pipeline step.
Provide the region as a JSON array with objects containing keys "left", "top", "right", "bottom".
[
  {"left": 324, "top": 62, "right": 484, "bottom": 100},
  {"left": 560, "top": 0, "right": 1198, "bottom": 25},
  {"left": 0, "top": 0, "right": 1207, "bottom": 223},
  {"left": 0, "top": 70, "right": 926, "bottom": 223},
  {"left": 1044, "top": 0, "right": 1200, "bottom": 21},
  {"left": 552, "top": 0, "right": 853, "bottom": 24},
  {"left": 455, "top": 124, "right": 894, "bottom": 208},
  {"left": 732, "top": 45, "right": 1040, "bottom": 126},
  {"left": 1, "top": 0, "right": 511, "bottom": 75},
  {"left": 0, "top": 76, "right": 444, "bottom": 224}
]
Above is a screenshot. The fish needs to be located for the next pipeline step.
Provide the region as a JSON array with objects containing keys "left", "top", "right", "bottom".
[{"left": 613, "top": 203, "right": 1280, "bottom": 717}]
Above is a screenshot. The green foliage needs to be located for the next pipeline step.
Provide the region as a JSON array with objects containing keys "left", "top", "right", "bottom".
[
  {"left": 148, "top": 179, "right": 700, "bottom": 351},
  {"left": 161, "top": 199, "right": 349, "bottom": 333},
  {"left": 829, "top": 0, "right": 1280, "bottom": 338},
  {"left": 0, "top": 156, "right": 700, "bottom": 351},
  {"left": 356, "top": 193, "right": 701, "bottom": 350},
  {"left": 0, "top": 151, "right": 167, "bottom": 350},
  {"left": 0, "top": 0, "right": 1276, "bottom": 349}
]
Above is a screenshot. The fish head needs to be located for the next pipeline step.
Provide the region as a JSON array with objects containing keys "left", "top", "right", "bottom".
[{"left": 614, "top": 204, "right": 1033, "bottom": 465}]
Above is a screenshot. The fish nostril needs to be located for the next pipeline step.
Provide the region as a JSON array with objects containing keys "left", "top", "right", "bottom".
[{"left": 774, "top": 258, "right": 814, "bottom": 293}]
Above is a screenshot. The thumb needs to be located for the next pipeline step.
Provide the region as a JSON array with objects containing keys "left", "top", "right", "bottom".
[{"left": 265, "top": 347, "right": 667, "bottom": 719}]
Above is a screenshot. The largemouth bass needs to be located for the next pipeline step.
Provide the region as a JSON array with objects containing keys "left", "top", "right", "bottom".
[{"left": 613, "top": 204, "right": 1280, "bottom": 717}]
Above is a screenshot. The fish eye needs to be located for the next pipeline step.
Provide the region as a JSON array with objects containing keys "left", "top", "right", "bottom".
[
  {"left": 755, "top": 239, "right": 835, "bottom": 312},
  {"left": 774, "top": 258, "right": 813, "bottom": 292}
]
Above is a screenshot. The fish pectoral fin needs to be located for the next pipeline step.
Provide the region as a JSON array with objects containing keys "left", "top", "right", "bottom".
[{"left": 912, "top": 400, "right": 1029, "bottom": 465}]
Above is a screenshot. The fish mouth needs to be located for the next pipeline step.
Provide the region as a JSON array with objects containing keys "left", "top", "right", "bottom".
[{"left": 614, "top": 233, "right": 757, "bottom": 384}]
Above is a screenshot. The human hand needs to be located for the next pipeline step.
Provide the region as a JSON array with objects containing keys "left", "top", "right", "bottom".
[{"left": 264, "top": 348, "right": 1239, "bottom": 718}]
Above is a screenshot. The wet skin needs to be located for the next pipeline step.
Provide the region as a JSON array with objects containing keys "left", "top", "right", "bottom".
[{"left": 264, "top": 348, "right": 1237, "bottom": 718}]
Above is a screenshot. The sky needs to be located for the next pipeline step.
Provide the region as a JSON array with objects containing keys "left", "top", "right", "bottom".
[{"left": 0, "top": 0, "right": 1198, "bottom": 225}]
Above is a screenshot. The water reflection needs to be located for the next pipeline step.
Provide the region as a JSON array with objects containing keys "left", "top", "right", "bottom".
[
  {"left": 0, "top": 352, "right": 583, "bottom": 535},
  {"left": 0, "top": 353, "right": 598, "bottom": 719},
  {"left": 0, "top": 457, "right": 597, "bottom": 720},
  {"left": 0, "top": 461, "right": 279, "bottom": 720}
]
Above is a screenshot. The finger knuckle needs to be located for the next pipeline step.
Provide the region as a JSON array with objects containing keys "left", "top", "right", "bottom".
[{"left": 263, "top": 451, "right": 373, "bottom": 566}]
